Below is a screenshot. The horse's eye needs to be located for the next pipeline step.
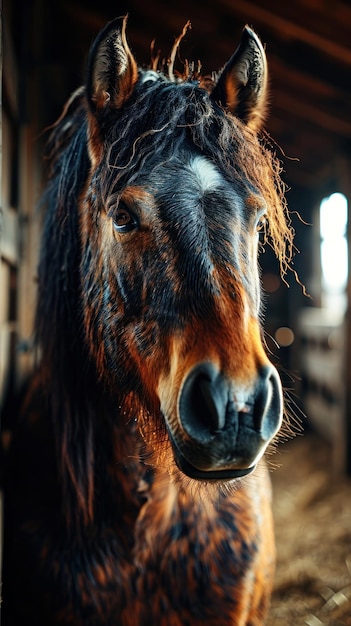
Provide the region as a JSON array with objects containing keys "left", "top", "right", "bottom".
[
  {"left": 256, "top": 217, "right": 266, "bottom": 231},
  {"left": 112, "top": 204, "right": 138, "bottom": 233},
  {"left": 256, "top": 216, "right": 267, "bottom": 242}
]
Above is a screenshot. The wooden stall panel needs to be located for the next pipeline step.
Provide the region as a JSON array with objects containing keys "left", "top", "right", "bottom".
[{"left": 298, "top": 307, "right": 346, "bottom": 473}]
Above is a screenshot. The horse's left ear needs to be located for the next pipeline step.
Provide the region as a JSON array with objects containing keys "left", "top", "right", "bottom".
[{"left": 211, "top": 26, "right": 268, "bottom": 131}]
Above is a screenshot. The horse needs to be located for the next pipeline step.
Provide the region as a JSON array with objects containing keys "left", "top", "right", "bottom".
[{"left": 2, "top": 16, "right": 294, "bottom": 626}]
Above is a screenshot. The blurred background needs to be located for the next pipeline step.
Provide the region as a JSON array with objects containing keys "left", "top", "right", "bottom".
[{"left": 2, "top": 1, "right": 351, "bottom": 623}]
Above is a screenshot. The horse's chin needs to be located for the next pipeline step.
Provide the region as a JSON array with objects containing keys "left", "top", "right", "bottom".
[
  {"left": 174, "top": 448, "right": 256, "bottom": 481},
  {"left": 167, "top": 432, "right": 256, "bottom": 482}
]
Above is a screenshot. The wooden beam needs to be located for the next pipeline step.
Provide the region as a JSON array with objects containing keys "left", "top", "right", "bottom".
[
  {"left": 217, "top": 0, "right": 351, "bottom": 65},
  {"left": 268, "top": 55, "right": 349, "bottom": 102},
  {"left": 272, "top": 91, "right": 351, "bottom": 138}
]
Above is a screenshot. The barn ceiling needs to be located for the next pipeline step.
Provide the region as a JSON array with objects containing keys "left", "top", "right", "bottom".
[{"left": 7, "top": 0, "right": 351, "bottom": 194}]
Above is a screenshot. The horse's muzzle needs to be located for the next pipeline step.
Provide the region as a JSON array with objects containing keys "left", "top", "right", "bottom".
[{"left": 169, "top": 362, "right": 283, "bottom": 481}]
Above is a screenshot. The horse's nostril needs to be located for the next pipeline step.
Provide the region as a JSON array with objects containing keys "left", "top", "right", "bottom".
[
  {"left": 255, "top": 366, "right": 283, "bottom": 441},
  {"left": 178, "top": 362, "right": 283, "bottom": 452},
  {"left": 179, "top": 363, "right": 226, "bottom": 444}
]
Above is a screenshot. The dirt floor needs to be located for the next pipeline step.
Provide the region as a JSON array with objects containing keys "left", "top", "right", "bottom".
[{"left": 268, "top": 433, "right": 351, "bottom": 626}]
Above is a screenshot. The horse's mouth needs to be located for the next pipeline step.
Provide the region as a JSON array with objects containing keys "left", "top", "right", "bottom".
[
  {"left": 166, "top": 427, "right": 256, "bottom": 481},
  {"left": 173, "top": 446, "right": 256, "bottom": 481}
]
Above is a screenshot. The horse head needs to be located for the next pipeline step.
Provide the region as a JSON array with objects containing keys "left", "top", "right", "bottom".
[{"left": 58, "top": 17, "right": 290, "bottom": 483}]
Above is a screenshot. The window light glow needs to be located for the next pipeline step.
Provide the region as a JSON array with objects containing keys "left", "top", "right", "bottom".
[{"left": 320, "top": 192, "right": 348, "bottom": 311}]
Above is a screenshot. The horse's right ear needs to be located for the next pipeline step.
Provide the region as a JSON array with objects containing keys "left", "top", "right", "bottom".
[
  {"left": 86, "top": 16, "right": 137, "bottom": 112},
  {"left": 86, "top": 16, "right": 138, "bottom": 160}
]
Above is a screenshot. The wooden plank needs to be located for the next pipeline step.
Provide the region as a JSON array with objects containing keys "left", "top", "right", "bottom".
[
  {"left": 341, "top": 158, "right": 351, "bottom": 475},
  {"left": 2, "top": 16, "right": 19, "bottom": 116},
  {"left": 216, "top": 0, "right": 351, "bottom": 65},
  {"left": 1, "top": 208, "right": 18, "bottom": 266},
  {"left": 273, "top": 91, "right": 351, "bottom": 138}
]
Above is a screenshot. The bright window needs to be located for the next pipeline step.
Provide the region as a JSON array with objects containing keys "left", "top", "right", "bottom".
[{"left": 320, "top": 192, "right": 348, "bottom": 312}]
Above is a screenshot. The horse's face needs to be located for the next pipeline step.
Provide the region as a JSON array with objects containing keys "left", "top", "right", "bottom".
[{"left": 81, "top": 18, "right": 285, "bottom": 481}]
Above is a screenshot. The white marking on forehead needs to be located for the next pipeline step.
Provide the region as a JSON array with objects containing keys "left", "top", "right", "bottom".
[{"left": 188, "top": 156, "right": 224, "bottom": 193}]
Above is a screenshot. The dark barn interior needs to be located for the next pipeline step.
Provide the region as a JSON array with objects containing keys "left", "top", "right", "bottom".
[{"left": 2, "top": 1, "right": 351, "bottom": 623}]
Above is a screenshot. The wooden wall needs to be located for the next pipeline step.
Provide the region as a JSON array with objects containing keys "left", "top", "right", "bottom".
[{"left": 1, "top": 5, "right": 42, "bottom": 409}]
